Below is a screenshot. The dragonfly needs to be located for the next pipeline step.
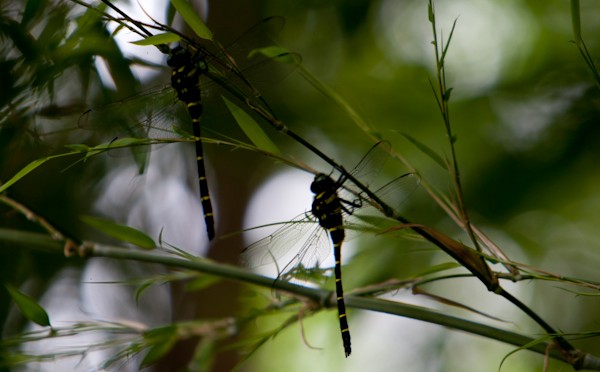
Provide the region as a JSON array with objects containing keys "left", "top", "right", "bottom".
[
  {"left": 242, "top": 141, "right": 419, "bottom": 357},
  {"left": 166, "top": 44, "right": 216, "bottom": 240},
  {"left": 79, "top": 1, "right": 294, "bottom": 241}
]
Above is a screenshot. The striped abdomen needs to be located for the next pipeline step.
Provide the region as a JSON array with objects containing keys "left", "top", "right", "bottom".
[
  {"left": 168, "top": 46, "right": 215, "bottom": 241},
  {"left": 310, "top": 173, "right": 351, "bottom": 357}
]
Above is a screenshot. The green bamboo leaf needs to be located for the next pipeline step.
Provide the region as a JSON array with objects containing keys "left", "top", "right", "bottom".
[
  {"left": 134, "top": 278, "right": 159, "bottom": 304},
  {"left": 133, "top": 272, "right": 196, "bottom": 303},
  {"left": 428, "top": 3, "right": 434, "bottom": 23},
  {"left": 132, "top": 32, "right": 180, "bottom": 46},
  {"left": 0, "top": 151, "right": 80, "bottom": 193},
  {"left": 4, "top": 283, "right": 51, "bottom": 327},
  {"left": 170, "top": 0, "right": 213, "bottom": 40},
  {"left": 248, "top": 47, "right": 302, "bottom": 67},
  {"left": 499, "top": 336, "right": 552, "bottom": 372},
  {"left": 185, "top": 274, "right": 220, "bottom": 291},
  {"left": 92, "top": 137, "right": 152, "bottom": 149},
  {"left": 413, "top": 286, "right": 506, "bottom": 322},
  {"left": 64, "top": 143, "right": 91, "bottom": 152},
  {"left": 248, "top": 45, "right": 289, "bottom": 59},
  {"left": 141, "top": 326, "right": 179, "bottom": 367},
  {"left": 401, "top": 133, "right": 446, "bottom": 169},
  {"left": 0, "top": 158, "right": 48, "bottom": 193},
  {"left": 350, "top": 214, "right": 397, "bottom": 232},
  {"left": 414, "top": 262, "right": 462, "bottom": 277},
  {"left": 297, "top": 65, "right": 376, "bottom": 136},
  {"left": 189, "top": 339, "right": 216, "bottom": 371},
  {"left": 571, "top": 0, "right": 581, "bottom": 42},
  {"left": 222, "top": 96, "right": 279, "bottom": 154},
  {"left": 247, "top": 46, "right": 301, "bottom": 65},
  {"left": 80, "top": 215, "right": 156, "bottom": 249},
  {"left": 444, "top": 87, "right": 453, "bottom": 102}
]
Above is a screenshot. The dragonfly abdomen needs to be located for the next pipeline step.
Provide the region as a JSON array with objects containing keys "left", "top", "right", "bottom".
[{"left": 168, "top": 46, "right": 215, "bottom": 241}]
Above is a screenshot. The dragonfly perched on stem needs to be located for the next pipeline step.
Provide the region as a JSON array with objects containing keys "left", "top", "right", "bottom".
[
  {"left": 242, "top": 141, "right": 419, "bottom": 357},
  {"left": 76, "top": 0, "right": 298, "bottom": 241}
]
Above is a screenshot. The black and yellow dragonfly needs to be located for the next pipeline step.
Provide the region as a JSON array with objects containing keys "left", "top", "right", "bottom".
[
  {"left": 78, "top": 1, "right": 294, "bottom": 241},
  {"left": 166, "top": 45, "right": 215, "bottom": 240},
  {"left": 242, "top": 141, "right": 419, "bottom": 357}
]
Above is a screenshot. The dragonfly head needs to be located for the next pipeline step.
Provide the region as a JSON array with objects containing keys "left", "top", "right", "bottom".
[
  {"left": 310, "top": 173, "right": 336, "bottom": 194},
  {"left": 167, "top": 45, "right": 191, "bottom": 68}
]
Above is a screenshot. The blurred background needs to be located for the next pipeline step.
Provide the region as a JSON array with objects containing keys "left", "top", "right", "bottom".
[{"left": 1, "top": 0, "right": 600, "bottom": 371}]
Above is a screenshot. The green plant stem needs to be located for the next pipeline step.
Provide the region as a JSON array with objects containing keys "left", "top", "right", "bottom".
[
  {"left": 570, "top": 0, "right": 600, "bottom": 89},
  {"left": 428, "top": 1, "right": 484, "bottom": 258},
  {"left": 85, "top": 243, "right": 600, "bottom": 369},
  {"left": 347, "top": 296, "right": 565, "bottom": 363},
  {"left": 3, "top": 229, "right": 600, "bottom": 369},
  {"left": 571, "top": 0, "right": 581, "bottom": 43},
  {"left": 0, "top": 196, "right": 66, "bottom": 240}
]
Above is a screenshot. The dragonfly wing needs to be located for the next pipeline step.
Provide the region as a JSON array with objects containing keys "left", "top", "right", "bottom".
[
  {"left": 348, "top": 140, "right": 392, "bottom": 183},
  {"left": 203, "top": 50, "right": 301, "bottom": 121},
  {"left": 242, "top": 217, "right": 334, "bottom": 276},
  {"left": 210, "top": 16, "right": 286, "bottom": 65},
  {"left": 78, "top": 85, "right": 182, "bottom": 138},
  {"left": 292, "top": 224, "right": 332, "bottom": 270},
  {"left": 194, "top": 17, "right": 300, "bottom": 119},
  {"left": 340, "top": 142, "right": 421, "bottom": 215},
  {"left": 241, "top": 216, "right": 318, "bottom": 268},
  {"left": 78, "top": 86, "right": 191, "bottom": 160},
  {"left": 374, "top": 172, "right": 420, "bottom": 213}
]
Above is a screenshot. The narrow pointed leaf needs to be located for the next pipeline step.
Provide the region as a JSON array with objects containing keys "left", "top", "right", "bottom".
[
  {"left": 0, "top": 158, "right": 48, "bottom": 193},
  {"left": 189, "top": 339, "right": 217, "bottom": 371},
  {"left": 64, "top": 143, "right": 91, "bottom": 152},
  {"left": 499, "top": 336, "right": 553, "bottom": 371},
  {"left": 132, "top": 32, "right": 180, "bottom": 46},
  {"left": 383, "top": 224, "right": 498, "bottom": 290},
  {"left": 413, "top": 286, "right": 506, "bottom": 322},
  {"left": 80, "top": 215, "right": 156, "bottom": 249},
  {"left": 248, "top": 47, "right": 301, "bottom": 66},
  {"left": 222, "top": 96, "right": 279, "bottom": 154},
  {"left": 170, "top": 0, "right": 212, "bottom": 40},
  {"left": 571, "top": 0, "right": 582, "bottom": 42},
  {"left": 0, "top": 151, "right": 80, "bottom": 193},
  {"left": 401, "top": 133, "right": 446, "bottom": 169},
  {"left": 444, "top": 88, "right": 453, "bottom": 102},
  {"left": 186, "top": 275, "right": 221, "bottom": 291},
  {"left": 141, "top": 325, "right": 179, "bottom": 367},
  {"left": 414, "top": 262, "right": 462, "bottom": 277},
  {"left": 298, "top": 65, "right": 376, "bottom": 136},
  {"left": 428, "top": 3, "right": 434, "bottom": 23},
  {"left": 4, "top": 283, "right": 51, "bottom": 327}
]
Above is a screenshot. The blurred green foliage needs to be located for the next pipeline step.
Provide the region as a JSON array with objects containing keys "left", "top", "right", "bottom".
[{"left": 1, "top": 0, "right": 600, "bottom": 371}]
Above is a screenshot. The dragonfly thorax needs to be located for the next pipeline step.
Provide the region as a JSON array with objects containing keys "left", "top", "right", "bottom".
[
  {"left": 167, "top": 45, "right": 209, "bottom": 74},
  {"left": 310, "top": 173, "right": 337, "bottom": 195},
  {"left": 167, "top": 45, "right": 191, "bottom": 68}
]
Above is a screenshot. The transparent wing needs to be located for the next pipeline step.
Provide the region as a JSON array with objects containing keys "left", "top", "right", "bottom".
[
  {"left": 78, "top": 86, "right": 186, "bottom": 139},
  {"left": 340, "top": 141, "right": 420, "bottom": 215},
  {"left": 372, "top": 172, "right": 420, "bottom": 212},
  {"left": 78, "top": 51, "right": 300, "bottom": 143},
  {"left": 186, "top": 16, "right": 300, "bottom": 118},
  {"left": 204, "top": 51, "right": 300, "bottom": 111},
  {"left": 79, "top": 14, "right": 300, "bottom": 149},
  {"left": 348, "top": 140, "right": 392, "bottom": 184},
  {"left": 241, "top": 215, "right": 331, "bottom": 276},
  {"left": 205, "top": 16, "right": 287, "bottom": 66}
]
